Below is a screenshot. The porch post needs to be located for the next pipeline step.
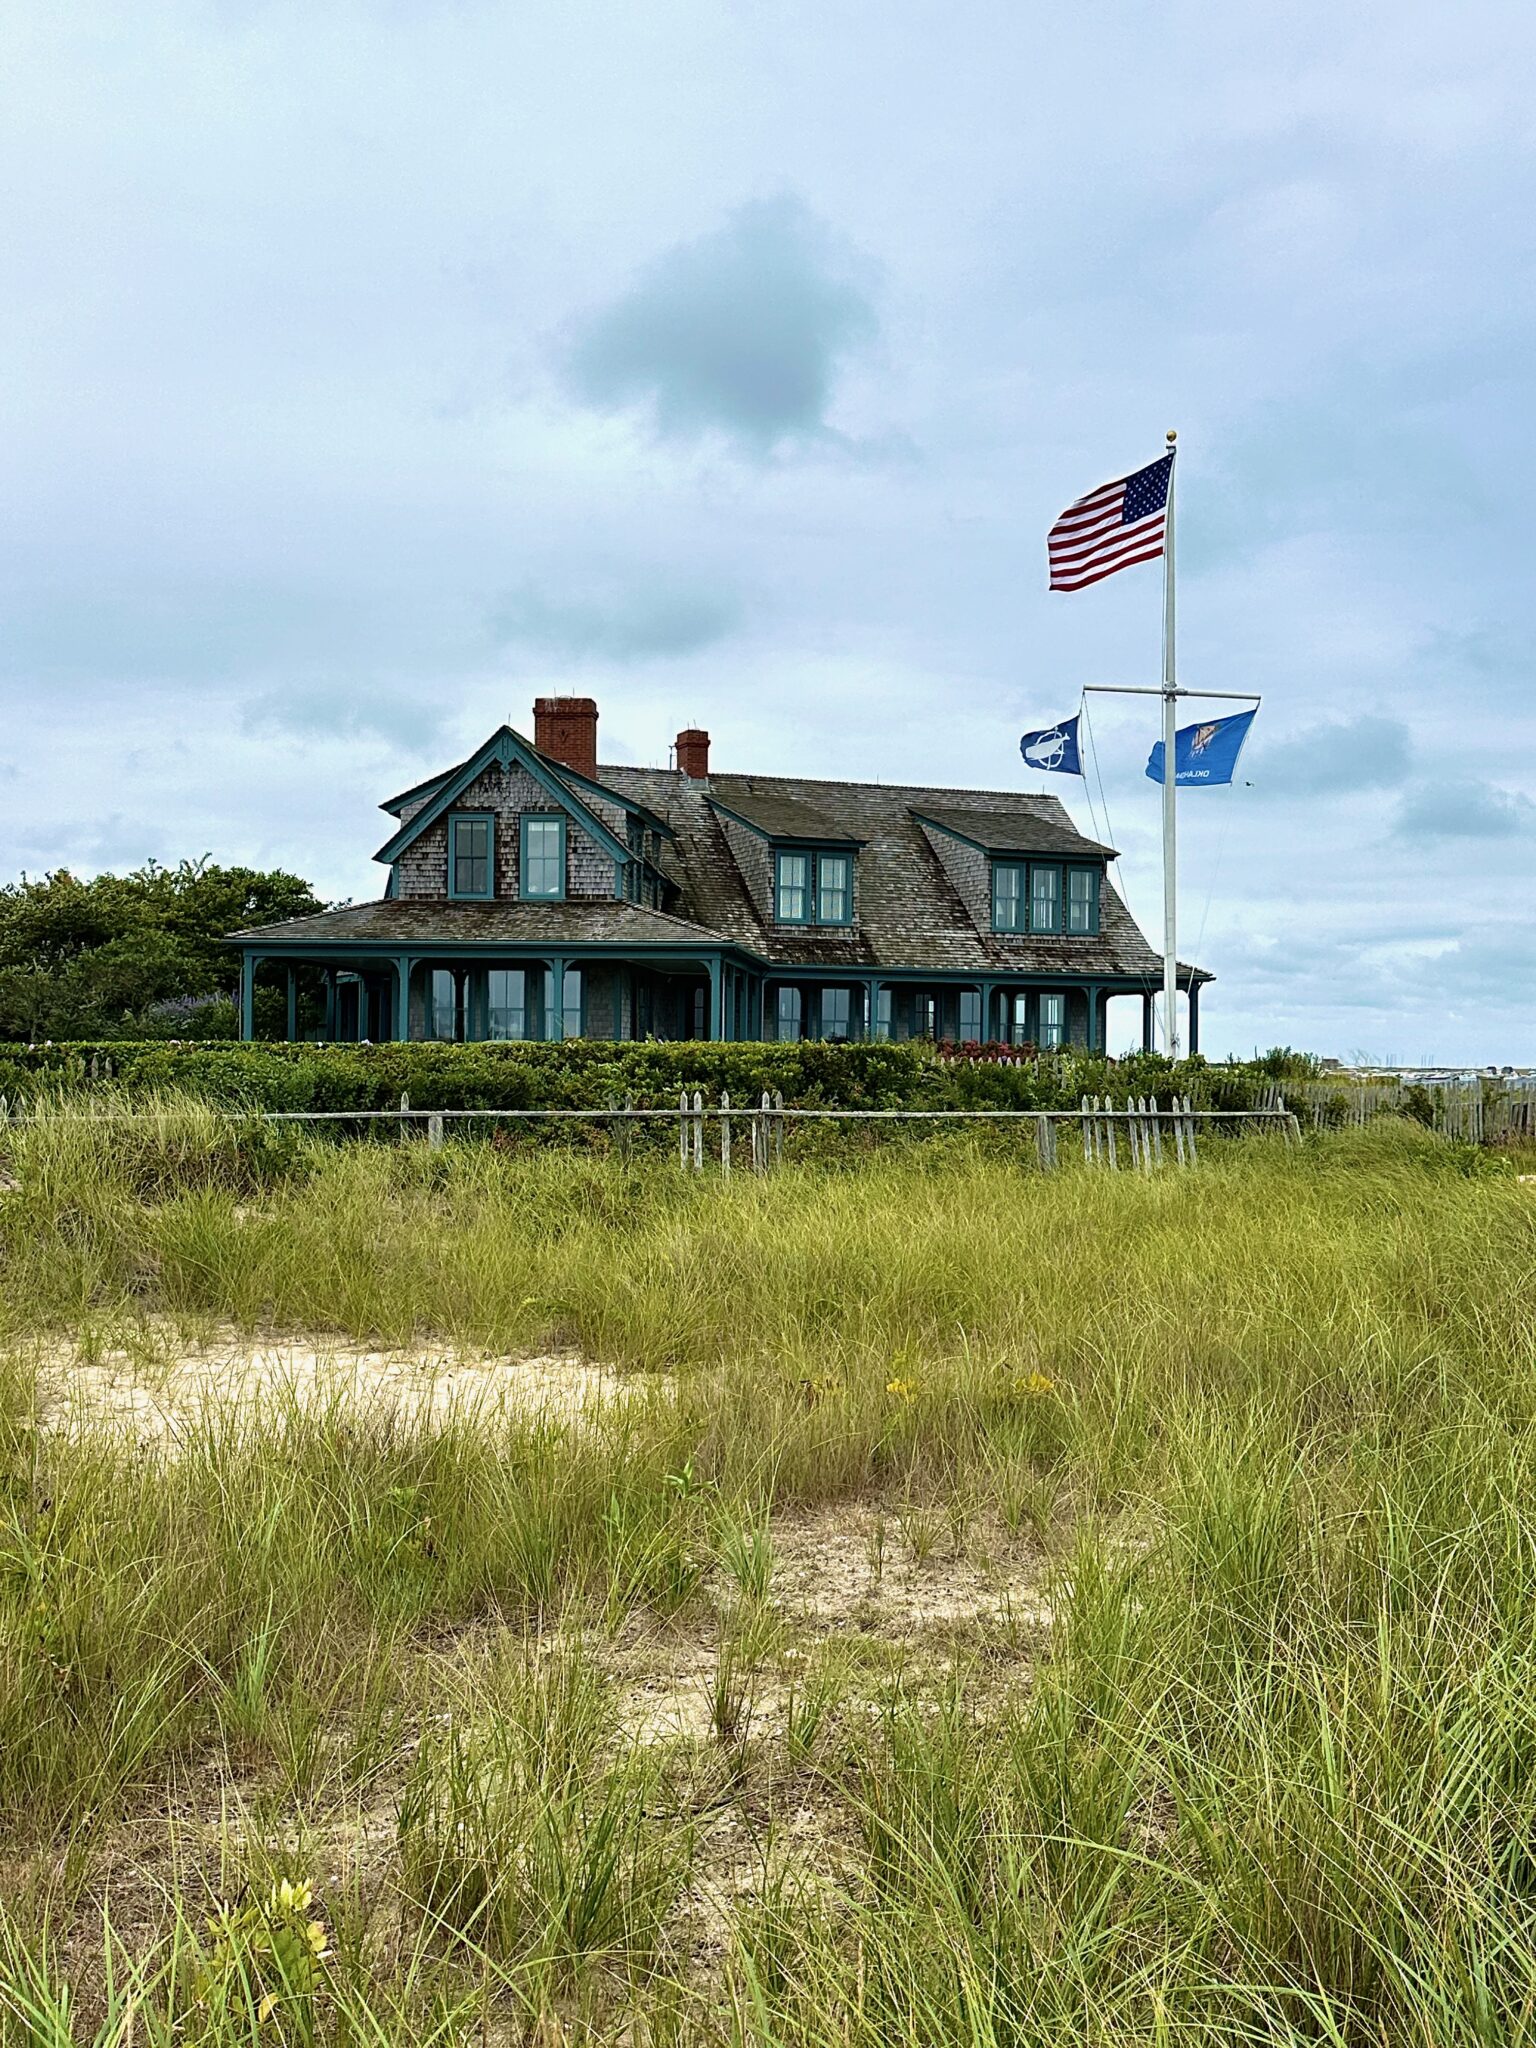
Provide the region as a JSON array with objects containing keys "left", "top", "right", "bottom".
[
  {"left": 979, "top": 979, "right": 994, "bottom": 1046},
  {"left": 1142, "top": 989, "right": 1154, "bottom": 1052},
  {"left": 323, "top": 969, "right": 336, "bottom": 1041},
  {"left": 395, "top": 957, "right": 412, "bottom": 1041},
  {"left": 241, "top": 953, "right": 257, "bottom": 1042},
  {"left": 1084, "top": 983, "right": 1100, "bottom": 1052},
  {"left": 1187, "top": 979, "right": 1200, "bottom": 1056},
  {"left": 285, "top": 966, "right": 296, "bottom": 1043},
  {"left": 548, "top": 956, "right": 567, "bottom": 1040},
  {"left": 708, "top": 956, "right": 723, "bottom": 1041}
]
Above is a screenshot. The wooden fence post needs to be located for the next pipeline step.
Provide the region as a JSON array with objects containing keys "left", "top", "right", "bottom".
[
  {"left": 427, "top": 1113, "right": 444, "bottom": 1149},
  {"left": 693, "top": 1090, "right": 705, "bottom": 1172},
  {"left": 1150, "top": 1094, "right": 1164, "bottom": 1166},
  {"left": 679, "top": 1090, "right": 689, "bottom": 1169},
  {"left": 1104, "top": 1096, "right": 1118, "bottom": 1170},
  {"left": 720, "top": 1091, "right": 731, "bottom": 1178},
  {"left": 1183, "top": 1094, "right": 1198, "bottom": 1164}
]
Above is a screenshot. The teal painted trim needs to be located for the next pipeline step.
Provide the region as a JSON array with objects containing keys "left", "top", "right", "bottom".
[
  {"left": 381, "top": 767, "right": 454, "bottom": 816},
  {"left": 774, "top": 847, "right": 857, "bottom": 926},
  {"left": 1028, "top": 862, "right": 1063, "bottom": 935},
  {"left": 773, "top": 849, "right": 811, "bottom": 925},
  {"left": 373, "top": 725, "right": 631, "bottom": 867},
  {"left": 241, "top": 954, "right": 256, "bottom": 1041},
  {"left": 708, "top": 956, "right": 722, "bottom": 1041},
  {"left": 815, "top": 851, "right": 854, "bottom": 926},
  {"left": 991, "top": 861, "right": 1027, "bottom": 933},
  {"left": 1085, "top": 981, "right": 1102, "bottom": 1052},
  {"left": 553, "top": 760, "right": 678, "bottom": 841},
  {"left": 519, "top": 814, "right": 567, "bottom": 900},
  {"left": 285, "top": 967, "right": 297, "bottom": 1043},
  {"left": 448, "top": 812, "right": 496, "bottom": 900},
  {"left": 1067, "top": 864, "right": 1102, "bottom": 935},
  {"left": 395, "top": 956, "right": 412, "bottom": 1041},
  {"left": 913, "top": 808, "right": 1116, "bottom": 861}
]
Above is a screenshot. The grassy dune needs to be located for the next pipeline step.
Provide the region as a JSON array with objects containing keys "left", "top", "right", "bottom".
[{"left": 0, "top": 1100, "right": 1533, "bottom": 2042}]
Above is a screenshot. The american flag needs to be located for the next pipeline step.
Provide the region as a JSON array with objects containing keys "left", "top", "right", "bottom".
[{"left": 1048, "top": 452, "right": 1174, "bottom": 592}]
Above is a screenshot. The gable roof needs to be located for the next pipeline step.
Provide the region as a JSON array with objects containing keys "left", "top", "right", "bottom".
[
  {"left": 912, "top": 803, "right": 1115, "bottom": 860},
  {"left": 709, "top": 787, "right": 865, "bottom": 845},
  {"left": 373, "top": 726, "right": 631, "bottom": 868},
  {"left": 589, "top": 765, "right": 1194, "bottom": 979}
]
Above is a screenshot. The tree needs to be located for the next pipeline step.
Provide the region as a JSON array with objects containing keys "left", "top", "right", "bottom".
[{"left": 0, "top": 858, "right": 324, "bottom": 1040}]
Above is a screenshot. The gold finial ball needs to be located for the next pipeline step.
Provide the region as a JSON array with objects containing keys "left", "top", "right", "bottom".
[{"left": 1166, "top": 429, "right": 1177, "bottom": 443}]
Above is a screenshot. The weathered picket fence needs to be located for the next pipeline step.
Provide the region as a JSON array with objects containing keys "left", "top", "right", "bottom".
[
  {"left": 671, "top": 1090, "right": 1293, "bottom": 1174},
  {"left": 1258, "top": 1073, "right": 1536, "bottom": 1144}
]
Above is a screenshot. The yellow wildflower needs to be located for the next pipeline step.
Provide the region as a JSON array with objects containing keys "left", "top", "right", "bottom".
[
  {"left": 1013, "top": 1370, "right": 1057, "bottom": 1398},
  {"left": 886, "top": 1377, "right": 919, "bottom": 1403},
  {"left": 306, "top": 1920, "right": 330, "bottom": 1958}
]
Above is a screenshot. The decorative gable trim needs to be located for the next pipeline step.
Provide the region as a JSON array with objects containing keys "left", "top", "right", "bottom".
[
  {"left": 552, "top": 760, "right": 677, "bottom": 841},
  {"left": 373, "top": 726, "right": 631, "bottom": 868}
]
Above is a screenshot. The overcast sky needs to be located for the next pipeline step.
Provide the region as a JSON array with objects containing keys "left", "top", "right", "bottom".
[{"left": 3, "top": 1, "right": 1533, "bottom": 1061}]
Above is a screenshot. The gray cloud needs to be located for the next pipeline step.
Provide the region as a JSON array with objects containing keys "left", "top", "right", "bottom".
[
  {"left": 491, "top": 580, "right": 742, "bottom": 664},
  {"left": 241, "top": 677, "right": 454, "bottom": 750},
  {"left": 1395, "top": 779, "right": 1536, "bottom": 839},
  {"left": 565, "top": 196, "right": 878, "bottom": 451},
  {"left": 1257, "top": 715, "right": 1414, "bottom": 795}
]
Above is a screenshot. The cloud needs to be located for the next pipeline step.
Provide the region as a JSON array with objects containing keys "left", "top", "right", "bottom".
[
  {"left": 1394, "top": 779, "right": 1536, "bottom": 838},
  {"left": 491, "top": 579, "right": 742, "bottom": 664},
  {"left": 241, "top": 677, "right": 454, "bottom": 750},
  {"left": 1257, "top": 714, "right": 1414, "bottom": 794},
  {"left": 565, "top": 196, "right": 878, "bottom": 451}
]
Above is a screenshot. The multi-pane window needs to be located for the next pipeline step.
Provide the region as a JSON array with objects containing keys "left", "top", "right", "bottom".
[
  {"left": 820, "top": 987, "right": 852, "bottom": 1041},
  {"left": 917, "top": 994, "right": 937, "bottom": 1040},
  {"left": 993, "top": 861, "right": 1097, "bottom": 934},
  {"left": 774, "top": 852, "right": 810, "bottom": 923},
  {"left": 450, "top": 815, "right": 493, "bottom": 899},
  {"left": 1009, "top": 993, "right": 1030, "bottom": 1046},
  {"left": 775, "top": 849, "right": 853, "bottom": 925},
  {"left": 1067, "top": 866, "right": 1099, "bottom": 934},
  {"left": 427, "top": 969, "right": 459, "bottom": 1041},
  {"left": 542, "top": 967, "right": 583, "bottom": 1039},
  {"left": 521, "top": 815, "right": 565, "bottom": 899},
  {"left": 776, "top": 987, "right": 803, "bottom": 1040},
  {"left": 992, "top": 863, "right": 1025, "bottom": 932},
  {"left": 1039, "top": 992, "right": 1066, "bottom": 1047},
  {"left": 817, "top": 854, "right": 851, "bottom": 924},
  {"left": 874, "top": 986, "right": 893, "bottom": 1041},
  {"left": 959, "top": 989, "right": 982, "bottom": 1041},
  {"left": 486, "top": 969, "right": 527, "bottom": 1041}
]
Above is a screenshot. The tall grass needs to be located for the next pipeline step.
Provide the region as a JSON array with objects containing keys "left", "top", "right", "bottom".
[{"left": 0, "top": 1098, "right": 1534, "bottom": 2039}]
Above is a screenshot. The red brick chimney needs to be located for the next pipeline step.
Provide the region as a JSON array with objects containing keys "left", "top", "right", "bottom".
[
  {"left": 533, "top": 697, "right": 598, "bottom": 778},
  {"left": 676, "top": 728, "right": 710, "bottom": 779}
]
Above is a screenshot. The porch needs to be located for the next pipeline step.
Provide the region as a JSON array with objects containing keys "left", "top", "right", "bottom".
[{"left": 238, "top": 950, "right": 761, "bottom": 1043}]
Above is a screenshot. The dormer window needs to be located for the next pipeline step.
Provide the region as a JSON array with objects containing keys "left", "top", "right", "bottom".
[
  {"left": 992, "top": 860, "right": 1101, "bottom": 935},
  {"left": 449, "top": 814, "right": 494, "bottom": 900},
  {"left": 520, "top": 814, "right": 566, "bottom": 900},
  {"left": 775, "top": 848, "right": 853, "bottom": 926}
]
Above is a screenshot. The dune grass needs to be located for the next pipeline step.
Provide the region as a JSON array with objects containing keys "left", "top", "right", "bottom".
[{"left": 0, "top": 1098, "right": 1533, "bottom": 2040}]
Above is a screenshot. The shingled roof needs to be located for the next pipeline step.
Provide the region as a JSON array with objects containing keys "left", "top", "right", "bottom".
[
  {"left": 593, "top": 766, "right": 1195, "bottom": 980},
  {"left": 229, "top": 900, "right": 734, "bottom": 949}
]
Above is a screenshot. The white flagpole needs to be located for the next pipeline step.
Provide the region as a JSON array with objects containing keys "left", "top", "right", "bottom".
[{"left": 1161, "top": 429, "right": 1179, "bottom": 1057}]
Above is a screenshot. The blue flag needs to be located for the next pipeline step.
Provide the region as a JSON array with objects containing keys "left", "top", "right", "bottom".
[
  {"left": 1019, "top": 714, "right": 1082, "bottom": 776},
  {"left": 1146, "top": 707, "right": 1256, "bottom": 787}
]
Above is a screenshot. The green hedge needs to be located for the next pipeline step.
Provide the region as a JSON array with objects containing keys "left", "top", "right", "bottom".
[{"left": 0, "top": 1039, "right": 1265, "bottom": 1114}]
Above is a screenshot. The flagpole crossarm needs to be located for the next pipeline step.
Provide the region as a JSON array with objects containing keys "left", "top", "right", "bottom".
[{"left": 1081, "top": 685, "right": 1262, "bottom": 703}]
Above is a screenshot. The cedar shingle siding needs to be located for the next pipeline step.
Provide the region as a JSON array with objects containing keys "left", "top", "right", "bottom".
[{"left": 229, "top": 718, "right": 1208, "bottom": 1045}]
